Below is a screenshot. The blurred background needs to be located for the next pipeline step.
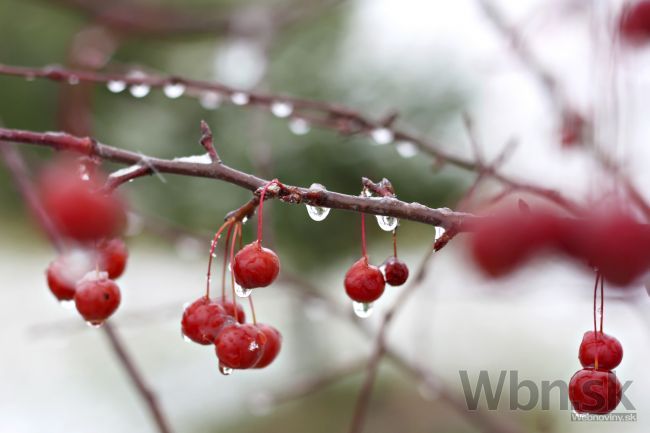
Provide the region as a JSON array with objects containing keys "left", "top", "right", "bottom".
[{"left": 1, "top": 0, "right": 649, "bottom": 432}]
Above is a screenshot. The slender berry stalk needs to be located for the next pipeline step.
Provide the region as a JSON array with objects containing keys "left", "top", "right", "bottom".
[
  {"left": 248, "top": 296, "right": 257, "bottom": 325},
  {"left": 257, "top": 179, "right": 280, "bottom": 244},
  {"left": 205, "top": 219, "right": 233, "bottom": 298},
  {"left": 229, "top": 223, "right": 242, "bottom": 323},
  {"left": 361, "top": 213, "right": 368, "bottom": 259},
  {"left": 221, "top": 223, "right": 234, "bottom": 299}
]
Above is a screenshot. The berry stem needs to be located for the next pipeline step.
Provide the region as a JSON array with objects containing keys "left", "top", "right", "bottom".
[
  {"left": 257, "top": 179, "right": 280, "bottom": 244},
  {"left": 248, "top": 295, "right": 257, "bottom": 325},
  {"left": 229, "top": 222, "right": 242, "bottom": 323},
  {"left": 221, "top": 223, "right": 234, "bottom": 300},
  {"left": 599, "top": 274, "right": 605, "bottom": 334},
  {"left": 593, "top": 271, "right": 601, "bottom": 370},
  {"left": 205, "top": 219, "right": 233, "bottom": 298},
  {"left": 361, "top": 213, "right": 368, "bottom": 259},
  {"left": 392, "top": 229, "right": 398, "bottom": 258}
]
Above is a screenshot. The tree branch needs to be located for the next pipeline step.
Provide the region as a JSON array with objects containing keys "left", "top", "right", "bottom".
[{"left": 0, "top": 126, "right": 476, "bottom": 230}]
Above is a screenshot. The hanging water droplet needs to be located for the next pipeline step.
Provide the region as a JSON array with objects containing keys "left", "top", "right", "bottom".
[
  {"left": 200, "top": 91, "right": 221, "bottom": 110},
  {"left": 396, "top": 140, "right": 418, "bottom": 158},
  {"left": 163, "top": 82, "right": 186, "bottom": 99},
  {"left": 235, "top": 284, "right": 252, "bottom": 298},
  {"left": 129, "top": 83, "right": 151, "bottom": 98},
  {"left": 107, "top": 80, "right": 126, "bottom": 93},
  {"left": 288, "top": 118, "right": 311, "bottom": 135},
  {"left": 67, "top": 75, "right": 80, "bottom": 85},
  {"left": 434, "top": 226, "right": 446, "bottom": 241},
  {"left": 353, "top": 302, "right": 374, "bottom": 318},
  {"left": 370, "top": 127, "right": 394, "bottom": 145},
  {"left": 182, "top": 302, "right": 190, "bottom": 312},
  {"left": 86, "top": 321, "right": 103, "bottom": 329},
  {"left": 241, "top": 216, "right": 248, "bottom": 224},
  {"left": 181, "top": 332, "right": 192, "bottom": 343},
  {"left": 219, "top": 362, "right": 233, "bottom": 376},
  {"left": 230, "top": 92, "right": 250, "bottom": 105},
  {"left": 58, "top": 299, "right": 75, "bottom": 310},
  {"left": 306, "top": 204, "right": 330, "bottom": 221},
  {"left": 376, "top": 215, "right": 399, "bottom": 231},
  {"left": 270, "top": 101, "right": 293, "bottom": 118}
]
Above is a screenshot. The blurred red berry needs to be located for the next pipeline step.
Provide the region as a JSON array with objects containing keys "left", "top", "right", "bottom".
[
  {"left": 383, "top": 256, "right": 409, "bottom": 286},
  {"left": 97, "top": 238, "right": 128, "bottom": 279},
  {"left": 216, "top": 298, "right": 246, "bottom": 324},
  {"left": 39, "top": 161, "right": 126, "bottom": 242},
  {"left": 620, "top": 1, "right": 650, "bottom": 45},
  {"left": 46, "top": 250, "right": 95, "bottom": 301}
]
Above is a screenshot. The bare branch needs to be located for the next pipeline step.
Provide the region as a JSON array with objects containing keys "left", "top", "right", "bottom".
[
  {"left": 199, "top": 120, "right": 220, "bottom": 163},
  {"left": 0, "top": 126, "right": 477, "bottom": 230}
]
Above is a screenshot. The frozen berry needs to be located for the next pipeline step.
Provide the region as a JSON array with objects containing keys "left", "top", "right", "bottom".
[
  {"left": 39, "top": 161, "right": 126, "bottom": 242},
  {"left": 232, "top": 241, "right": 280, "bottom": 289},
  {"left": 97, "top": 238, "right": 128, "bottom": 279},
  {"left": 383, "top": 257, "right": 409, "bottom": 286},
  {"left": 217, "top": 299, "right": 246, "bottom": 324},
  {"left": 46, "top": 250, "right": 95, "bottom": 301},
  {"left": 214, "top": 323, "right": 267, "bottom": 369},
  {"left": 620, "top": 1, "right": 650, "bottom": 45},
  {"left": 344, "top": 257, "right": 385, "bottom": 303},
  {"left": 579, "top": 331, "right": 623, "bottom": 370},
  {"left": 181, "top": 297, "right": 234, "bottom": 345},
  {"left": 254, "top": 324, "right": 282, "bottom": 368},
  {"left": 569, "top": 368, "right": 622, "bottom": 414},
  {"left": 74, "top": 271, "right": 121, "bottom": 324}
]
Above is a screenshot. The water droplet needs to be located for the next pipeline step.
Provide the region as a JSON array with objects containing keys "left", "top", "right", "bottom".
[
  {"left": 107, "top": 80, "right": 126, "bottom": 93},
  {"left": 270, "top": 101, "right": 293, "bottom": 118},
  {"left": 376, "top": 215, "right": 398, "bottom": 231},
  {"left": 129, "top": 83, "right": 151, "bottom": 98},
  {"left": 235, "top": 284, "right": 252, "bottom": 298},
  {"left": 163, "top": 82, "right": 186, "bottom": 99},
  {"left": 370, "top": 128, "right": 394, "bottom": 145},
  {"left": 67, "top": 75, "right": 80, "bottom": 85},
  {"left": 248, "top": 341, "right": 259, "bottom": 351},
  {"left": 211, "top": 253, "right": 218, "bottom": 258},
  {"left": 353, "top": 302, "right": 374, "bottom": 318},
  {"left": 306, "top": 204, "right": 330, "bottom": 221},
  {"left": 434, "top": 226, "right": 446, "bottom": 241},
  {"left": 219, "top": 362, "right": 233, "bottom": 376},
  {"left": 86, "top": 321, "right": 103, "bottom": 328},
  {"left": 241, "top": 216, "right": 248, "bottom": 224},
  {"left": 230, "top": 92, "right": 250, "bottom": 105},
  {"left": 288, "top": 118, "right": 311, "bottom": 135},
  {"left": 58, "top": 300, "right": 75, "bottom": 310},
  {"left": 182, "top": 332, "right": 192, "bottom": 343},
  {"left": 248, "top": 393, "right": 273, "bottom": 416},
  {"left": 200, "top": 91, "right": 221, "bottom": 110},
  {"left": 396, "top": 140, "right": 418, "bottom": 158}
]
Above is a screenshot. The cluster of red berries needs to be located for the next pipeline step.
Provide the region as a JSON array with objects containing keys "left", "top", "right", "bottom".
[
  {"left": 41, "top": 159, "right": 128, "bottom": 325},
  {"left": 344, "top": 214, "right": 409, "bottom": 306},
  {"left": 470, "top": 207, "right": 650, "bottom": 286},
  {"left": 182, "top": 181, "right": 283, "bottom": 373}
]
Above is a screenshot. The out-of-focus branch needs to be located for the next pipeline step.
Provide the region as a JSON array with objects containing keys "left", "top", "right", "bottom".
[
  {"left": 0, "top": 63, "right": 583, "bottom": 214},
  {"left": 0, "top": 126, "right": 476, "bottom": 230},
  {"left": 0, "top": 143, "right": 173, "bottom": 433}
]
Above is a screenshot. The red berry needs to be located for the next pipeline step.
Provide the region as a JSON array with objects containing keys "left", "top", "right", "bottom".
[
  {"left": 620, "top": 1, "right": 650, "bottom": 45},
  {"left": 383, "top": 257, "right": 409, "bottom": 286},
  {"left": 181, "top": 297, "right": 233, "bottom": 345},
  {"left": 344, "top": 257, "right": 385, "bottom": 303},
  {"left": 214, "top": 323, "right": 267, "bottom": 369},
  {"left": 562, "top": 211, "right": 650, "bottom": 286},
  {"left": 97, "top": 238, "right": 128, "bottom": 279},
  {"left": 39, "top": 161, "right": 126, "bottom": 242},
  {"left": 579, "top": 331, "right": 623, "bottom": 370},
  {"left": 232, "top": 241, "right": 280, "bottom": 289},
  {"left": 569, "top": 368, "right": 622, "bottom": 414},
  {"left": 216, "top": 298, "right": 246, "bottom": 324},
  {"left": 254, "top": 324, "right": 282, "bottom": 368},
  {"left": 74, "top": 272, "right": 121, "bottom": 324},
  {"left": 470, "top": 210, "right": 563, "bottom": 278},
  {"left": 46, "top": 250, "right": 95, "bottom": 301}
]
